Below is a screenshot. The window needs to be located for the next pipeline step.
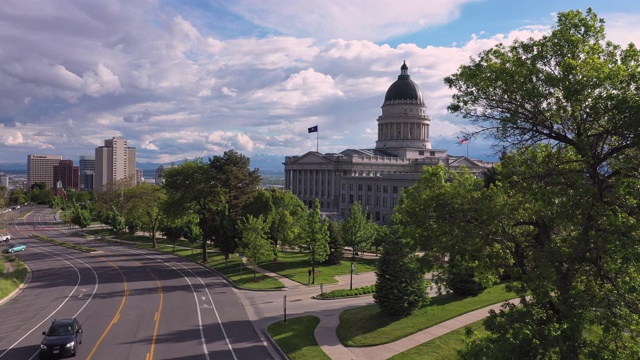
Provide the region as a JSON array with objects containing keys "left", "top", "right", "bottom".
[
  {"left": 419, "top": 150, "right": 424, "bottom": 155},
  {"left": 341, "top": 194, "right": 346, "bottom": 203},
  {"left": 367, "top": 184, "right": 372, "bottom": 191},
  {"left": 377, "top": 185, "right": 381, "bottom": 192},
  {"left": 383, "top": 197, "right": 388, "bottom": 207},
  {"left": 367, "top": 195, "right": 372, "bottom": 205},
  {"left": 375, "top": 211, "right": 381, "bottom": 221},
  {"left": 358, "top": 195, "right": 362, "bottom": 203},
  {"left": 349, "top": 195, "right": 354, "bottom": 204},
  {"left": 392, "top": 186, "right": 398, "bottom": 194},
  {"left": 349, "top": 184, "right": 353, "bottom": 191},
  {"left": 342, "top": 184, "right": 346, "bottom": 190},
  {"left": 358, "top": 184, "right": 363, "bottom": 191},
  {"left": 382, "top": 213, "right": 387, "bottom": 222},
  {"left": 376, "top": 196, "right": 381, "bottom": 206},
  {"left": 383, "top": 186, "right": 388, "bottom": 193}
]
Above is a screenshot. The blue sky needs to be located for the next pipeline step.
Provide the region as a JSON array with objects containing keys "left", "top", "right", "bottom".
[{"left": 0, "top": 0, "right": 638, "bottom": 166}]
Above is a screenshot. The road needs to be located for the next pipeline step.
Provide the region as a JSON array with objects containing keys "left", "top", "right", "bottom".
[{"left": 0, "top": 206, "right": 276, "bottom": 360}]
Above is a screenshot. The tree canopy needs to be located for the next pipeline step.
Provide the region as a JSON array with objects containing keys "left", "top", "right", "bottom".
[{"left": 397, "top": 8, "right": 640, "bottom": 358}]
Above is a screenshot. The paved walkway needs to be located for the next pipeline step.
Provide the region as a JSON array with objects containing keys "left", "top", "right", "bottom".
[{"left": 242, "top": 263, "right": 515, "bottom": 360}]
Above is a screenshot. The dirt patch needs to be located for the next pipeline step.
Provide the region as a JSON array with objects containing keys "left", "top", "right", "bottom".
[{"left": 3, "top": 261, "right": 14, "bottom": 274}]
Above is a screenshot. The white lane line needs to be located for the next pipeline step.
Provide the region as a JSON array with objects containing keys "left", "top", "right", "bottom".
[
  {"left": 0, "top": 246, "right": 82, "bottom": 359},
  {"left": 119, "top": 248, "right": 238, "bottom": 360}
]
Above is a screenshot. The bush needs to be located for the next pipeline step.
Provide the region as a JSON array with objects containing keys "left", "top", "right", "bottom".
[{"left": 319, "top": 285, "right": 375, "bottom": 299}]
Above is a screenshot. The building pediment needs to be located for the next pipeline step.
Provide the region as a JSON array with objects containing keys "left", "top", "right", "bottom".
[
  {"left": 449, "top": 156, "right": 491, "bottom": 168},
  {"left": 286, "top": 151, "right": 334, "bottom": 165}
]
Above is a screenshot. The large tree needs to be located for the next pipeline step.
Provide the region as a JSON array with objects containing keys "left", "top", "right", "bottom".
[
  {"left": 373, "top": 236, "right": 428, "bottom": 317},
  {"left": 124, "top": 183, "right": 166, "bottom": 248},
  {"left": 398, "top": 8, "right": 640, "bottom": 358},
  {"left": 209, "top": 150, "right": 261, "bottom": 259},
  {"left": 163, "top": 159, "right": 223, "bottom": 263}
]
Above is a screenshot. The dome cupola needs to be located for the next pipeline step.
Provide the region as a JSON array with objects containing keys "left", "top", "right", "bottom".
[{"left": 383, "top": 61, "right": 424, "bottom": 106}]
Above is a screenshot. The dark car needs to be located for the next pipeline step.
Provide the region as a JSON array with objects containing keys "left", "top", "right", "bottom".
[{"left": 39, "top": 318, "right": 83, "bottom": 359}]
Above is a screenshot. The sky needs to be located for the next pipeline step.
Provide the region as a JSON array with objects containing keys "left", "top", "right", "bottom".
[{"left": 1, "top": 0, "right": 639, "bottom": 166}]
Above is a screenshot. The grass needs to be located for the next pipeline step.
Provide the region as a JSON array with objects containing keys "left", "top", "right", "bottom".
[
  {"left": 0, "top": 256, "right": 28, "bottom": 299},
  {"left": 389, "top": 320, "right": 486, "bottom": 360},
  {"left": 259, "top": 251, "right": 378, "bottom": 285},
  {"left": 267, "top": 316, "right": 330, "bottom": 360},
  {"left": 337, "top": 284, "right": 515, "bottom": 346}
]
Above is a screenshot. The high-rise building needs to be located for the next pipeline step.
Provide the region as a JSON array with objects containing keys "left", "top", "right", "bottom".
[
  {"left": 284, "top": 62, "right": 496, "bottom": 224},
  {"left": 136, "top": 168, "right": 144, "bottom": 185},
  {"left": 94, "top": 137, "right": 136, "bottom": 192},
  {"left": 79, "top": 155, "right": 95, "bottom": 191},
  {"left": 27, "top": 154, "right": 62, "bottom": 189},
  {"left": 53, "top": 160, "right": 79, "bottom": 191},
  {"left": 154, "top": 164, "right": 173, "bottom": 185},
  {"left": 0, "top": 173, "right": 8, "bottom": 189}
]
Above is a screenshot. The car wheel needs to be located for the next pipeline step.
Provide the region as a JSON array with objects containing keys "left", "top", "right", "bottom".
[{"left": 8, "top": 250, "right": 12, "bottom": 253}]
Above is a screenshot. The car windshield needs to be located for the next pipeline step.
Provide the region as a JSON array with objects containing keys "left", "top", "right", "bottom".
[{"left": 48, "top": 324, "right": 74, "bottom": 336}]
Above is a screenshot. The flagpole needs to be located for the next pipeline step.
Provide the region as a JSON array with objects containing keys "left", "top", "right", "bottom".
[
  {"left": 466, "top": 140, "right": 469, "bottom": 157},
  {"left": 316, "top": 129, "right": 319, "bottom": 152}
]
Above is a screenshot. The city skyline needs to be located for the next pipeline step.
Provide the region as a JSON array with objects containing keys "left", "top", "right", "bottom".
[{"left": 1, "top": 1, "right": 638, "bottom": 164}]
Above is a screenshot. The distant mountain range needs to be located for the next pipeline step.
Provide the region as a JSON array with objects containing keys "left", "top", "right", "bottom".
[{"left": 0, "top": 154, "right": 286, "bottom": 176}]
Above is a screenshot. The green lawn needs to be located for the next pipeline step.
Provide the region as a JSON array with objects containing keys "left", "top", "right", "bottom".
[
  {"left": 389, "top": 320, "right": 486, "bottom": 360},
  {"left": 259, "top": 251, "right": 378, "bottom": 285},
  {"left": 337, "top": 284, "right": 516, "bottom": 346},
  {"left": 0, "top": 256, "right": 28, "bottom": 299},
  {"left": 267, "top": 316, "right": 330, "bottom": 360}
]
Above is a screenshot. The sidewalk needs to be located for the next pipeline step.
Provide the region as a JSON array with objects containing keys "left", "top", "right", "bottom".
[{"left": 245, "top": 264, "right": 513, "bottom": 360}]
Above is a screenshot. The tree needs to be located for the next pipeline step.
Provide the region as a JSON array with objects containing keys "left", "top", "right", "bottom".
[
  {"left": 70, "top": 204, "right": 92, "bottom": 235},
  {"left": 109, "top": 210, "right": 125, "bottom": 240},
  {"left": 181, "top": 213, "right": 202, "bottom": 254},
  {"left": 373, "top": 236, "right": 428, "bottom": 317},
  {"left": 160, "top": 218, "right": 184, "bottom": 252},
  {"left": 303, "top": 199, "right": 330, "bottom": 284},
  {"left": 400, "top": 8, "right": 640, "bottom": 357},
  {"left": 238, "top": 215, "right": 274, "bottom": 281},
  {"left": 341, "top": 202, "right": 376, "bottom": 288},
  {"left": 124, "top": 183, "right": 166, "bottom": 248},
  {"left": 208, "top": 150, "right": 261, "bottom": 259},
  {"left": 323, "top": 220, "right": 344, "bottom": 265},
  {"left": 163, "top": 159, "right": 223, "bottom": 263}
]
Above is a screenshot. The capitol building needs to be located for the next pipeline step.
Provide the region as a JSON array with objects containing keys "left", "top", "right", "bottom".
[{"left": 284, "top": 62, "right": 495, "bottom": 224}]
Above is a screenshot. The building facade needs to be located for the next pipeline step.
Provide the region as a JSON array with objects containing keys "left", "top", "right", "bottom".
[
  {"left": 53, "top": 160, "right": 79, "bottom": 191},
  {"left": 79, "top": 155, "right": 95, "bottom": 191},
  {"left": 284, "top": 62, "right": 495, "bottom": 224},
  {"left": 27, "top": 154, "right": 62, "bottom": 189},
  {"left": 94, "top": 137, "right": 136, "bottom": 192},
  {"left": 154, "top": 165, "right": 173, "bottom": 185}
]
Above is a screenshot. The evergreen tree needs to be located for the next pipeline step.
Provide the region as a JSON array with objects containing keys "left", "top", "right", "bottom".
[
  {"left": 323, "top": 220, "right": 344, "bottom": 265},
  {"left": 374, "top": 236, "right": 428, "bottom": 317}
]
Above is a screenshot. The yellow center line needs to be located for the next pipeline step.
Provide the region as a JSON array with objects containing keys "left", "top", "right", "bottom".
[
  {"left": 147, "top": 272, "right": 164, "bottom": 360},
  {"left": 86, "top": 257, "right": 128, "bottom": 360}
]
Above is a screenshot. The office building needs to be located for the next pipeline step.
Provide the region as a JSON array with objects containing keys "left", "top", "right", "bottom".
[
  {"left": 27, "top": 154, "right": 62, "bottom": 189},
  {"left": 79, "top": 155, "right": 95, "bottom": 191},
  {"left": 53, "top": 160, "right": 79, "bottom": 191},
  {"left": 94, "top": 137, "right": 136, "bottom": 192},
  {"left": 284, "top": 62, "right": 495, "bottom": 224}
]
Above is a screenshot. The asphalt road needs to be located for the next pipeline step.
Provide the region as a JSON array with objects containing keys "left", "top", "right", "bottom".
[{"left": 0, "top": 206, "right": 275, "bottom": 360}]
